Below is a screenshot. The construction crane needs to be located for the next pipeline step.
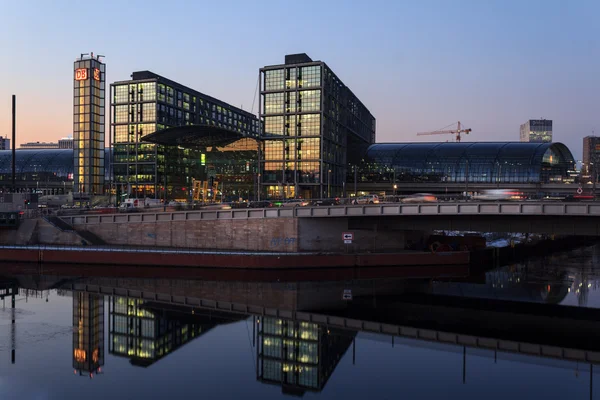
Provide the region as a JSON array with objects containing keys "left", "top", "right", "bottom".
[{"left": 417, "top": 121, "right": 472, "bottom": 143}]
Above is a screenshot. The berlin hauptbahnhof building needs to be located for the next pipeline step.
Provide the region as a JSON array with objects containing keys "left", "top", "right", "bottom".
[{"left": 0, "top": 53, "right": 578, "bottom": 200}]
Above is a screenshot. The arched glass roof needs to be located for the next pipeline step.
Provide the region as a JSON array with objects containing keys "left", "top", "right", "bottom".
[
  {"left": 0, "top": 149, "right": 112, "bottom": 181},
  {"left": 361, "top": 142, "right": 575, "bottom": 184}
]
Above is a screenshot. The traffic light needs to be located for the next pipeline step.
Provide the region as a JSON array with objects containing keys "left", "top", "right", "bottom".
[{"left": 23, "top": 199, "right": 30, "bottom": 206}]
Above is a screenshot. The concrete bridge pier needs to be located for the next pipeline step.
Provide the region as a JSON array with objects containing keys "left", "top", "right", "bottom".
[{"left": 298, "top": 218, "right": 429, "bottom": 253}]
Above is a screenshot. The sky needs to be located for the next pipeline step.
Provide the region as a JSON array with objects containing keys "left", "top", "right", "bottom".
[{"left": 0, "top": 0, "right": 598, "bottom": 159}]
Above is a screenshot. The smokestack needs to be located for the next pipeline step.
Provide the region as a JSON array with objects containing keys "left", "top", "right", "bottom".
[{"left": 12, "top": 95, "right": 16, "bottom": 191}]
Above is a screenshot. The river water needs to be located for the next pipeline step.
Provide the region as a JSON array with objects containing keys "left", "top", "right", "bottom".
[{"left": 1, "top": 245, "right": 600, "bottom": 399}]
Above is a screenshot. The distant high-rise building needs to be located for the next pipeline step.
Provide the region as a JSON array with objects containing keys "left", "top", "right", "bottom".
[
  {"left": 582, "top": 136, "right": 600, "bottom": 177},
  {"left": 520, "top": 119, "right": 552, "bottom": 143},
  {"left": 259, "top": 53, "right": 376, "bottom": 199},
  {"left": 0, "top": 137, "right": 9, "bottom": 150},
  {"left": 20, "top": 141, "right": 59, "bottom": 149},
  {"left": 73, "top": 53, "right": 105, "bottom": 196},
  {"left": 58, "top": 137, "right": 74, "bottom": 149}
]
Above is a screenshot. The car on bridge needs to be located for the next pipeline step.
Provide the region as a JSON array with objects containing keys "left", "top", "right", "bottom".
[
  {"left": 247, "top": 201, "right": 274, "bottom": 208},
  {"left": 312, "top": 198, "right": 342, "bottom": 206},
  {"left": 281, "top": 199, "right": 310, "bottom": 207},
  {"left": 354, "top": 195, "right": 380, "bottom": 204},
  {"left": 472, "top": 190, "right": 525, "bottom": 201},
  {"left": 401, "top": 193, "right": 437, "bottom": 203}
]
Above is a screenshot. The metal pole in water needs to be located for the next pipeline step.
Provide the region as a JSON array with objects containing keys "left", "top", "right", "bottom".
[
  {"left": 11, "top": 292, "right": 15, "bottom": 364},
  {"left": 590, "top": 363, "right": 593, "bottom": 400},
  {"left": 12, "top": 95, "right": 16, "bottom": 191},
  {"left": 462, "top": 346, "right": 466, "bottom": 384}
]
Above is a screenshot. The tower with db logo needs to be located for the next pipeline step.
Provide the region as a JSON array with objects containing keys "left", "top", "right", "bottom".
[{"left": 73, "top": 53, "right": 105, "bottom": 199}]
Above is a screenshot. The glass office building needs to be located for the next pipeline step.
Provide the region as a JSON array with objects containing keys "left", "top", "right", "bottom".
[
  {"left": 110, "top": 71, "right": 259, "bottom": 201},
  {"left": 520, "top": 119, "right": 552, "bottom": 143},
  {"left": 356, "top": 142, "right": 576, "bottom": 185},
  {"left": 582, "top": 136, "right": 600, "bottom": 178},
  {"left": 259, "top": 54, "right": 376, "bottom": 199},
  {"left": 73, "top": 54, "right": 106, "bottom": 197}
]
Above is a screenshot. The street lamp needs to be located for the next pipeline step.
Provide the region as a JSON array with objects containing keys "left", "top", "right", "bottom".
[
  {"left": 393, "top": 184, "right": 397, "bottom": 197},
  {"left": 327, "top": 169, "right": 332, "bottom": 198}
]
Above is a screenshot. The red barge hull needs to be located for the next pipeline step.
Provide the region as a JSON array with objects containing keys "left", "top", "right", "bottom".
[{"left": 0, "top": 247, "right": 469, "bottom": 269}]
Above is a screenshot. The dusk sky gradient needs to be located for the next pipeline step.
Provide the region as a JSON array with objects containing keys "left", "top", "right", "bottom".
[{"left": 1, "top": 0, "right": 598, "bottom": 159}]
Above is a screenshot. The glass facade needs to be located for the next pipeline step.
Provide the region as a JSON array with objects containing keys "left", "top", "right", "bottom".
[
  {"left": 73, "top": 56, "right": 105, "bottom": 196},
  {"left": 355, "top": 142, "right": 576, "bottom": 185},
  {"left": 110, "top": 71, "right": 259, "bottom": 201},
  {"left": 72, "top": 292, "right": 104, "bottom": 376},
  {"left": 257, "top": 317, "right": 354, "bottom": 394},
  {"left": 259, "top": 54, "right": 375, "bottom": 199},
  {"left": 0, "top": 149, "right": 111, "bottom": 194},
  {"left": 520, "top": 119, "right": 552, "bottom": 143},
  {"left": 582, "top": 136, "right": 600, "bottom": 179}
]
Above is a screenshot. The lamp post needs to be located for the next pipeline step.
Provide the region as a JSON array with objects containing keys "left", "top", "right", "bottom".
[
  {"left": 592, "top": 162, "right": 596, "bottom": 199},
  {"left": 257, "top": 173, "right": 261, "bottom": 201},
  {"left": 393, "top": 184, "right": 397, "bottom": 198},
  {"left": 327, "top": 169, "right": 332, "bottom": 198}
]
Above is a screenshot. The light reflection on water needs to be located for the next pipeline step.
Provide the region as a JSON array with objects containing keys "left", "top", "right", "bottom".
[{"left": 1, "top": 245, "right": 600, "bottom": 399}]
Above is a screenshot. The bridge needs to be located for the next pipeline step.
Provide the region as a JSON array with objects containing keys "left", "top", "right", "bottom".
[{"left": 59, "top": 201, "right": 600, "bottom": 237}]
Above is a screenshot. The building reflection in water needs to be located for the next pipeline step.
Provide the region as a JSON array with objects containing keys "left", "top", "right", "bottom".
[
  {"left": 257, "top": 317, "right": 355, "bottom": 396},
  {"left": 72, "top": 292, "right": 104, "bottom": 377},
  {"left": 108, "top": 296, "right": 215, "bottom": 367}
]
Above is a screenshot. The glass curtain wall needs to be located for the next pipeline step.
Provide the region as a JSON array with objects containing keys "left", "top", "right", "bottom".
[
  {"left": 73, "top": 57, "right": 105, "bottom": 196},
  {"left": 261, "top": 66, "right": 323, "bottom": 199}
]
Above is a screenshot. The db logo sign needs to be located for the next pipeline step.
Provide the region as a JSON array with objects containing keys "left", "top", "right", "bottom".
[{"left": 75, "top": 68, "right": 88, "bottom": 81}]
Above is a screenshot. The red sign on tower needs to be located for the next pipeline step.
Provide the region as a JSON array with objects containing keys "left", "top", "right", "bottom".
[{"left": 75, "top": 68, "right": 88, "bottom": 81}]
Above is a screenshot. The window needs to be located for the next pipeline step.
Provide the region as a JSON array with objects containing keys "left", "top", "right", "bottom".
[
  {"left": 298, "top": 90, "right": 321, "bottom": 112},
  {"left": 264, "top": 93, "right": 284, "bottom": 114},
  {"left": 298, "top": 114, "right": 320, "bottom": 136},
  {"left": 297, "top": 138, "right": 320, "bottom": 160},
  {"left": 142, "top": 103, "right": 156, "bottom": 122},
  {"left": 300, "top": 66, "right": 321, "bottom": 88},
  {"left": 265, "top": 69, "right": 285, "bottom": 91},
  {"left": 114, "top": 105, "right": 129, "bottom": 123},
  {"left": 264, "top": 116, "right": 284, "bottom": 135},
  {"left": 113, "top": 85, "right": 128, "bottom": 103}
]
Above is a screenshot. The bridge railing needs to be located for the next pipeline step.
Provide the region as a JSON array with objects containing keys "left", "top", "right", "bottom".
[{"left": 55, "top": 201, "right": 600, "bottom": 226}]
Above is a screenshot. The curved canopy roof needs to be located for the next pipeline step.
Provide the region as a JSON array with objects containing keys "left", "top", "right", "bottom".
[
  {"left": 143, "top": 125, "right": 253, "bottom": 148},
  {"left": 365, "top": 142, "right": 575, "bottom": 166},
  {"left": 0, "top": 149, "right": 111, "bottom": 179}
]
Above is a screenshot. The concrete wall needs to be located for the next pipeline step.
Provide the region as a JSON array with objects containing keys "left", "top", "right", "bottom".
[
  {"left": 75, "top": 218, "right": 299, "bottom": 252},
  {"left": 1, "top": 216, "right": 426, "bottom": 253},
  {"left": 298, "top": 218, "right": 412, "bottom": 253},
  {"left": 36, "top": 218, "right": 84, "bottom": 246}
]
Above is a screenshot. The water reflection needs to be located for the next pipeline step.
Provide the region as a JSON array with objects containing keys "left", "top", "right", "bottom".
[
  {"left": 3, "top": 245, "right": 600, "bottom": 398},
  {"left": 258, "top": 317, "right": 355, "bottom": 395},
  {"left": 73, "top": 293, "right": 104, "bottom": 377},
  {"left": 108, "top": 298, "right": 238, "bottom": 367}
]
